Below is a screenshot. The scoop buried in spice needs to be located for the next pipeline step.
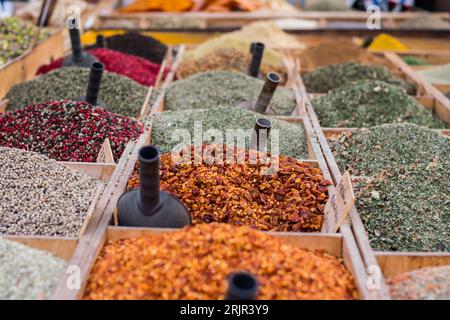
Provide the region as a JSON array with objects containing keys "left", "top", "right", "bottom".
[
  {"left": 77, "top": 62, "right": 108, "bottom": 109},
  {"left": 249, "top": 118, "right": 272, "bottom": 153},
  {"left": 117, "top": 145, "right": 191, "bottom": 228},
  {"left": 248, "top": 42, "right": 265, "bottom": 78},
  {"left": 226, "top": 272, "right": 259, "bottom": 300},
  {"left": 239, "top": 72, "right": 281, "bottom": 115},
  {"left": 63, "top": 19, "right": 98, "bottom": 68}
]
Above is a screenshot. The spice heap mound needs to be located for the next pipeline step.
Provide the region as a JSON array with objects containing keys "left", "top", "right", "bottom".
[
  {"left": 332, "top": 124, "right": 450, "bottom": 176},
  {"left": 166, "top": 71, "right": 296, "bottom": 116},
  {"left": 312, "top": 80, "right": 446, "bottom": 128},
  {"left": 398, "top": 14, "right": 450, "bottom": 30},
  {"left": 304, "top": 62, "right": 415, "bottom": 94},
  {"left": 299, "top": 40, "right": 386, "bottom": 69},
  {"left": 0, "top": 100, "right": 143, "bottom": 162},
  {"left": 418, "top": 63, "right": 450, "bottom": 85},
  {"left": 0, "top": 17, "right": 50, "bottom": 66},
  {"left": 5, "top": 67, "right": 149, "bottom": 117},
  {"left": 0, "top": 239, "right": 66, "bottom": 300},
  {"left": 177, "top": 48, "right": 287, "bottom": 83},
  {"left": 356, "top": 161, "right": 449, "bottom": 252},
  {"left": 402, "top": 56, "right": 430, "bottom": 66},
  {"left": 388, "top": 265, "right": 450, "bottom": 300},
  {"left": 36, "top": 48, "right": 167, "bottom": 87},
  {"left": 84, "top": 223, "right": 357, "bottom": 300},
  {"left": 104, "top": 32, "right": 167, "bottom": 65},
  {"left": 0, "top": 147, "right": 103, "bottom": 237},
  {"left": 149, "top": 107, "right": 308, "bottom": 158},
  {"left": 306, "top": 0, "right": 349, "bottom": 11},
  {"left": 128, "top": 144, "right": 331, "bottom": 232}
]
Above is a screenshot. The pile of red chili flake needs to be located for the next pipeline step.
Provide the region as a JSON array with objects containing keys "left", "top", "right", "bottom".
[
  {"left": 36, "top": 48, "right": 167, "bottom": 87},
  {"left": 0, "top": 100, "right": 143, "bottom": 162}
]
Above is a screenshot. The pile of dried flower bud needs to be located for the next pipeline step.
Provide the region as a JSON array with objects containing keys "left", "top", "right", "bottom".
[
  {"left": 0, "top": 101, "right": 143, "bottom": 162},
  {"left": 304, "top": 62, "right": 415, "bottom": 94},
  {"left": 0, "top": 147, "right": 103, "bottom": 237},
  {"left": 149, "top": 107, "right": 308, "bottom": 159},
  {"left": 165, "top": 71, "right": 296, "bottom": 116},
  {"left": 0, "top": 239, "right": 66, "bottom": 300},
  {"left": 177, "top": 47, "right": 287, "bottom": 83},
  {"left": 84, "top": 223, "right": 357, "bottom": 300},
  {"left": 312, "top": 80, "right": 446, "bottom": 128},
  {"left": 36, "top": 48, "right": 167, "bottom": 87},
  {"left": 5, "top": 67, "right": 149, "bottom": 117},
  {"left": 128, "top": 144, "right": 331, "bottom": 232}
]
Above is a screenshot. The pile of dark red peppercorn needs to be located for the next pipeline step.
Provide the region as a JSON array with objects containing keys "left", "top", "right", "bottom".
[{"left": 0, "top": 100, "right": 143, "bottom": 162}]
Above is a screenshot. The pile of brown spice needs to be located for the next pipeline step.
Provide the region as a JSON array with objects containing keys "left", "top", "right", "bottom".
[
  {"left": 177, "top": 47, "right": 287, "bottom": 84},
  {"left": 128, "top": 144, "right": 331, "bottom": 232},
  {"left": 84, "top": 223, "right": 358, "bottom": 300},
  {"left": 299, "top": 39, "right": 387, "bottom": 69}
]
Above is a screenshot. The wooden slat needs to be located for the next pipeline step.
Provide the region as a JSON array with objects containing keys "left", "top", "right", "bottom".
[{"left": 376, "top": 252, "right": 450, "bottom": 277}]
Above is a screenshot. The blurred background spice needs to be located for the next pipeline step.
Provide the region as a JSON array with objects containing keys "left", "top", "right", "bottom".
[
  {"left": 5, "top": 67, "right": 151, "bottom": 117},
  {"left": 398, "top": 14, "right": 450, "bottom": 30},
  {"left": 165, "top": 71, "right": 296, "bottom": 115},
  {"left": 0, "top": 147, "right": 103, "bottom": 237},
  {"left": 388, "top": 266, "right": 450, "bottom": 300},
  {"left": 36, "top": 48, "right": 168, "bottom": 87},
  {"left": 128, "top": 144, "right": 330, "bottom": 232},
  {"left": 84, "top": 223, "right": 357, "bottom": 300},
  {"left": 0, "top": 239, "right": 66, "bottom": 300},
  {"left": 305, "top": 0, "right": 349, "bottom": 11},
  {"left": 304, "top": 62, "right": 416, "bottom": 94},
  {"left": 177, "top": 47, "right": 287, "bottom": 83},
  {"left": 418, "top": 63, "right": 450, "bottom": 84},
  {"left": 0, "top": 100, "right": 143, "bottom": 162},
  {"left": 149, "top": 107, "right": 308, "bottom": 158}
]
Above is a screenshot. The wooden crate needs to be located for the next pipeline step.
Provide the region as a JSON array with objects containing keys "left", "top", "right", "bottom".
[
  {"left": 299, "top": 53, "right": 450, "bottom": 296},
  {"left": 60, "top": 225, "right": 371, "bottom": 300},
  {"left": 0, "top": 28, "right": 65, "bottom": 100}
]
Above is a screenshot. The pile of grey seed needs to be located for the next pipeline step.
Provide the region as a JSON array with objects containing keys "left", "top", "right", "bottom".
[
  {"left": 149, "top": 107, "right": 308, "bottom": 159},
  {"left": 0, "top": 147, "right": 104, "bottom": 237},
  {"left": 165, "top": 71, "right": 297, "bottom": 116},
  {"left": 0, "top": 239, "right": 66, "bottom": 300},
  {"left": 6, "top": 67, "right": 152, "bottom": 117}
]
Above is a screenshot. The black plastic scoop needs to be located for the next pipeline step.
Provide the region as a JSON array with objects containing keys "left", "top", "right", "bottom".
[
  {"left": 77, "top": 62, "right": 107, "bottom": 109},
  {"left": 117, "top": 145, "right": 191, "bottom": 228},
  {"left": 63, "top": 18, "right": 98, "bottom": 68},
  {"left": 226, "top": 272, "right": 259, "bottom": 300},
  {"left": 239, "top": 72, "right": 282, "bottom": 115},
  {"left": 250, "top": 118, "right": 272, "bottom": 152},
  {"left": 248, "top": 42, "right": 265, "bottom": 78}
]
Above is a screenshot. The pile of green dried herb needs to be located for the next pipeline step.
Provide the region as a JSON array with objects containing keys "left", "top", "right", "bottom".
[
  {"left": 402, "top": 56, "right": 430, "bottom": 66},
  {"left": 304, "top": 62, "right": 416, "bottom": 94},
  {"left": 306, "top": 0, "right": 349, "bottom": 11},
  {"left": 418, "top": 63, "right": 450, "bottom": 84},
  {"left": 312, "top": 80, "right": 446, "bottom": 128},
  {"left": 332, "top": 124, "right": 450, "bottom": 176},
  {"left": 388, "top": 265, "right": 450, "bottom": 300},
  {"left": 398, "top": 14, "right": 450, "bottom": 30},
  {"left": 356, "top": 160, "right": 449, "bottom": 252},
  {"left": 6, "top": 67, "right": 152, "bottom": 117},
  {"left": 149, "top": 107, "right": 308, "bottom": 159},
  {"left": 165, "top": 71, "right": 296, "bottom": 116}
]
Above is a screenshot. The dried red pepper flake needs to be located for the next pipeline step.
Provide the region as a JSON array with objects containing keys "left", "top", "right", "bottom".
[
  {"left": 0, "top": 100, "right": 143, "bottom": 162},
  {"left": 127, "top": 144, "right": 332, "bottom": 232},
  {"left": 36, "top": 48, "right": 168, "bottom": 87}
]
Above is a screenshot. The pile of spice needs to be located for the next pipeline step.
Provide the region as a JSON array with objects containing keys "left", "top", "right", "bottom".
[
  {"left": 0, "top": 239, "right": 66, "bottom": 300},
  {"left": 312, "top": 80, "right": 445, "bottom": 128},
  {"left": 0, "top": 17, "right": 50, "bottom": 66},
  {"left": 418, "top": 63, "right": 450, "bottom": 84},
  {"left": 84, "top": 223, "right": 357, "bottom": 300},
  {"left": 299, "top": 40, "right": 386, "bottom": 69},
  {"left": 388, "top": 266, "right": 450, "bottom": 300},
  {"left": 105, "top": 32, "right": 167, "bottom": 65},
  {"left": 304, "top": 62, "right": 415, "bottom": 94},
  {"left": 177, "top": 47, "right": 287, "bottom": 83},
  {"left": 149, "top": 107, "right": 308, "bottom": 158},
  {"left": 356, "top": 161, "right": 449, "bottom": 252},
  {"left": 0, "top": 147, "right": 103, "bottom": 237},
  {"left": 306, "top": 0, "right": 349, "bottom": 11},
  {"left": 165, "top": 71, "right": 296, "bottom": 116},
  {"left": 0, "top": 100, "right": 143, "bottom": 162},
  {"left": 402, "top": 56, "right": 430, "bottom": 66},
  {"left": 5, "top": 67, "right": 150, "bottom": 117},
  {"left": 398, "top": 14, "right": 450, "bottom": 30},
  {"left": 36, "top": 48, "right": 167, "bottom": 87},
  {"left": 129, "top": 144, "right": 331, "bottom": 232},
  {"left": 331, "top": 124, "right": 450, "bottom": 176}
]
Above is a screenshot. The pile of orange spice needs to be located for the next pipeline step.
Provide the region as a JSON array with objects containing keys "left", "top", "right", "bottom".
[
  {"left": 84, "top": 223, "right": 358, "bottom": 300},
  {"left": 127, "top": 144, "right": 331, "bottom": 232}
]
